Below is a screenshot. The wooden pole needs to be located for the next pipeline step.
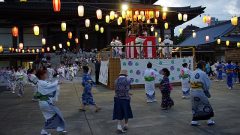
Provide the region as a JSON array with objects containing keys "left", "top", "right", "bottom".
[{"left": 179, "top": 47, "right": 182, "bottom": 58}]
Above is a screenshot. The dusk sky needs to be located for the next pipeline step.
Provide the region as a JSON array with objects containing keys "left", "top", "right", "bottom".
[{"left": 154, "top": 0, "right": 240, "bottom": 35}]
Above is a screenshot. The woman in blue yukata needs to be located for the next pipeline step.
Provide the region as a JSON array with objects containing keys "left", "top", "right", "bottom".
[
  {"left": 160, "top": 68, "right": 174, "bottom": 110},
  {"left": 113, "top": 70, "right": 133, "bottom": 133},
  {"left": 190, "top": 62, "right": 215, "bottom": 126},
  {"left": 79, "top": 66, "right": 101, "bottom": 112},
  {"left": 35, "top": 69, "right": 67, "bottom": 135}
]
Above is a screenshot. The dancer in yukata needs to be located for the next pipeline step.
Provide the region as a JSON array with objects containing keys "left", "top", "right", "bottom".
[
  {"left": 216, "top": 61, "right": 224, "bottom": 81},
  {"left": 225, "top": 61, "right": 234, "bottom": 90},
  {"left": 143, "top": 62, "right": 159, "bottom": 103},
  {"left": 35, "top": 69, "right": 67, "bottom": 135},
  {"left": 79, "top": 66, "right": 101, "bottom": 112},
  {"left": 15, "top": 67, "right": 25, "bottom": 97},
  {"left": 180, "top": 63, "right": 191, "bottom": 99},
  {"left": 190, "top": 62, "right": 215, "bottom": 126},
  {"left": 28, "top": 69, "right": 38, "bottom": 101}
]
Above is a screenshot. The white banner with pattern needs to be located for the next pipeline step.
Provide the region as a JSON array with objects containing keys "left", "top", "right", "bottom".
[
  {"left": 99, "top": 61, "right": 109, "bottom": 85},
  {"left": 120, "top": 57, "right": 193, "bottom": 84}
]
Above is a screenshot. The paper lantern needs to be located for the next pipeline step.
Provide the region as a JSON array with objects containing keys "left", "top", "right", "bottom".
[
  {"left": 36, "top": 49, "right": 39, "bottom": 53},
  {"left": 205, "top": 36, "right": 210, "bottom": 42},
  {"left": 141, "top": 16, "right": 145, "bottom": 21},
  {"left": 138, "top": 15, "right": 142, "bottom": 21},
  {"left": 61, "top": 22, "right": 66, "bottom": 31},
  {"left": 192, "top": 31, "right": 196, "bottom": 38},
  {"left": 135, "top": 10, "right": 139, "bottom": 16},
  {"left": 33, "top": 25, "right": 40, "bottom": 36},
  {"left": 12, "top": 26, "right": 18, "bottom": 37},
  {"left": 53, "top": 0, "right": 61, "bottom": 12},
  {"left": 95, "top": 24, "right": 99, "bottom": 31},
  {"left": 158, "top": 37, "right": 162, "bottom": 43},
  {"left": 155, "top": 32, "right": 158, "bottom": 37},
  {"left": 68, "top": 32, "right": 72, "bottom": 39},
  {"left": 226, "top": 40, "right": 230, "bottom": 46},
  {"left": 59, "top": 43, "right": 62, "bottom": 49},
  {"left": 110, "top": 11, "right": 115, "bottom": 20},
  {"left": 121, "top": 4, "right": 128, "bottom": 11},
  {"left": 179, "top": 28, "right": 183, "bottom": 34},
  {"left": 150, "top": 26, "right": 154, "bottom": 32},
  {"left": 154, "top": 19, "right": 158, "bottom": 24},
  {"left": 85, "top": 34, "right": 89, "bottom": 40},
  {"left": 164, "top": 22, "right": 168, "bottom": 29},
  {"left": 133, "top": 15, "right": 137, "bottom": 21},
  {"left": 67, "top": 41, "right": 70, "bottom": 47},
  {"left": 85, "top": 19, "right": 90, "bottom": 27},
  {"left": 42, "top": 38, "right": 46, "bottom": 45},
  {"left": 96, "top": 9, "right": 102, "bottom": 19},
  {"left": 217, "top": 38, "right": 221, "bottom": 44},
  {"left": 41, "top": 48, "right": 45, "bottom": 53},
  {"left": 147, "top": 19, "right": 150, "bottom": 24},
  {"left": 106, "top": 15, "right": 110, "bottom": 23},
  {"left": 118, "top": 17, "right": 122, "bottom": 25},
  {"left": 16, "top": 49, "right": 19, "bottom": 53},
  {"left": 19, "top": 43, "right": 23, "bottom": 49},
  {"left": 183, "top": 14, "right": 188, "bottom": 21},
  {"left": 100, "top": 27, "right": 104, "bottom": 33},
  {"left": 47, "top": 47, "right": 50, "bottom": 52},
  {"left": 162, "top": 12, "right": 167, "bottom": 20},
  {"left": 156, "top": 11, "right": 160, "bottom": 18},
  {"left": 53, "top": 46, "right": 56, "bottom": 51},
  {"left": 22, "top": 50, "right": 25, "bottom": 53},
  {"left": 0, "top": 46, "right": 3, "bottom": 53},
  {"left": 126, "top": 10, "right": 132, "bottom": 19},
  {"left": 78, "top": 5, "right": 84, "bottom": 17},
  {"left": 231, "top": 16, "right": 238, "bottom": 26},
  {"left": 32, "top": 49, "right": 35, "bottom": 53},
  {"left": 149, "top": 11, "right": 154, "bottom": 18},
  {"left": 9, "top": 48, "right": 11, "bottom": 52},
  {"left": 75, "top": 38, "right": 79, "bottom": 44},
  {"left": 178, "top": 13, "right": 182, "bottom": 21},
  {"left": 122, "top": 11, "right": 126, "bottom": 19},
  {"left": 115, "top": 13, "right": 118, "bottom": 19},
  {"left": 237, "top": 42, "right": 240, "bottom": 48},
  {"left": 162, "top": 7, "right": 168, "bottom": 12}
]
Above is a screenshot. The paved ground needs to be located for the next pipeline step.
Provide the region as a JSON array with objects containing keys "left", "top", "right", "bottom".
[{"left": 0, "top": 79, "right": 240, "bottom": 135}]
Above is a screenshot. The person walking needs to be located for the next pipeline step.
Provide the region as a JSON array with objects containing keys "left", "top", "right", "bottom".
[{"left": 113, "top": 70, "right": 133, "bottom": 133}]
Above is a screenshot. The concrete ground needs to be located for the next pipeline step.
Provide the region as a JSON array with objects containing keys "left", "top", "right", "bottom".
[{"left": 0, "top": 79, "right": 240, "bottom": 135}]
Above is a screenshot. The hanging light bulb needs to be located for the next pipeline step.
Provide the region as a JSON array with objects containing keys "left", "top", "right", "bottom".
[
  {"left": 75, "top": 38, "right": 79, "bottom": 44},
  {"left": 12, "top": 26, "right": 18, "bottom": 37},
  {"left": 19, "top": 43, "right": 23, "bottom": 49},
  {"left": 32, "top": 49, "right": 35, "bottom": 53},
  {"left": 164, "top": 22, "right": 169, "bottom": 29},
  {"left": 53, "top": 46, "right": 56, "bottom": 51},
  {"left": 192, "top": 31, "right": 196, "bottom": 38},
  {"left": 178, "top": 13, "right": 183, "bottom": 21},
  {"left": 53, "top": 0, "right": 61, "bottom": 12},
  {"left": 150, "top": 26, "right": 154, "bottom": 32},
  {"left": 106, "top": 15, "right": 110, "bottom": 23},
  {"left": 95, "top": 24, "right": 99, "bottom": 31},
  {"left": 110, "top": 11, "right": 115, "bottom": 20},
  {"left": 59, "top": 43, "right": 62, "bottom": 49},
  {"left": 226, "top": 40, "right": 230, "bottom": 46},
  {"left": 61, "top": 22, "right": 66, "bottom": 31},
  {"left": 183, "top": 14, "right": 188, "bottom": 21},
  {"left": 155, "top": 32, "right": 158, "bottom": 37},
  {"left": 67, "top": 41, "right": 70, "bottom": 47},
  {"left": 158, "top": 37, "right": 162, "bottom": 43},
  {"left": 41, "top": 48, "right": 45, "bottom": 53},
  {"left": 42, "top": 38, "right": 46, "bottom": 45},
  {"left": 47, "top": 47, "right": 50, "bottom": 52},
  {"left": 217, "top": 38, "right": 221, "bottom": 44},
  {"left": 231, "top": 16, "right": 238, "bottom": 26},
  {"left": 147, "top": 19, "right": 150, "bottom": 24},
  {"left": 22, "top": 50, "right": 25, "bottom": 53},
  {"left": 36, "top": 49, "right": 39, "bottom": 53},
  {"left": 68, "top": 32, "right": 72, "bottom": 39},
  {"left": 121, "top": 4, "right": 128, "bottom": 11},
  {"left": 237, "top": 42, "right": 240, "bottom": 48},
  {"left": 96, "top": 9, "right": 102, "bottom": 19},
  {"left": 205, "top": 35, "right": 210, "bottom": 42},
  {"left": 0, "top": 46, "right": 3, "bottom": 53},
  {"left": 78, "top": 5, "right": 84, "bottom": 17},
  {"left": 85, "top": 19, "right": 90, "bottom": 27},
  {"left": 33, "top": 25, "right": 40, "bottom": 36},
  {"left": 85, "top": 34, "right": 89, "bottom": 40},
  {"left": 100, "top": 27, "right": 104, "bottom": 33}
]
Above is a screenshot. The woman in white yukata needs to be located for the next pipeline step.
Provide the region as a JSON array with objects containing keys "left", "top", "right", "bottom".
[
  {"left": 143, "top": 62, "right": 160, "bottom": 103},
  {"left": 190, "top": 62, "right": 215, "bottom": 126},
  {"left": 180, "top": 63, "right": 191, "bottom": 99},
  {"left": 35, "top": 69, "right": 67, "bottom": 135}
]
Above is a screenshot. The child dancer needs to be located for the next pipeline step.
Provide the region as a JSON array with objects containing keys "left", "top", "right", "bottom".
[
  {"left": 180, "top": 63, "right": 191, "bottom": 99},
  {"left": 160, "top": 68, "right": 174, "bottom": 110},
  {"left": 79, "top": 66, "right": 101, "bottom": 112}
]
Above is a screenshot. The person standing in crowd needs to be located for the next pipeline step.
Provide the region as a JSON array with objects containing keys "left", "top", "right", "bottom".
[
  {"left": 79, "top": 66, "right": 101, "bottom": 112},
  {"left": 47, "top": 65, "right": 55, "bottom": 81},
  {"left": 28, "top": 69, "right": 38, "bottom": 101},
  {"left": 180, "top": 63, "right": 191, "bottom": 99},
  {"left": 113, "top": 70, "right": 133, "bottom": 133},
  {"left": 233, "top": 62, "right": 239, "bottom": 83},
  {"left": 15, "top": 67, "right": 25, "bottom": 97},
  {"left": 35, "top": 69, "right": 67, "bottom": 135},
  {"left": 143, "top": 62, "right": 159, "bottom": 103},
  {"left": 236, "top": 62, "right": 240, "bottom": 84},
  {"left": 225, "top": 61, "right": 234, "bottom": 89},
  {"left": 160, "top": 68, "right": 174, "bottom": 110},
  {"left": 95, "top": 60, "right": 101, "bottom": 85},
  {"left": 205, "top": 62, "right": 211, "bottom": 76},
  {"left": 190, "top": 62, "right": 215, "bottom": 126},
  {"left": 216, "top": 61, "right": 224, "bottom": 81}
]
